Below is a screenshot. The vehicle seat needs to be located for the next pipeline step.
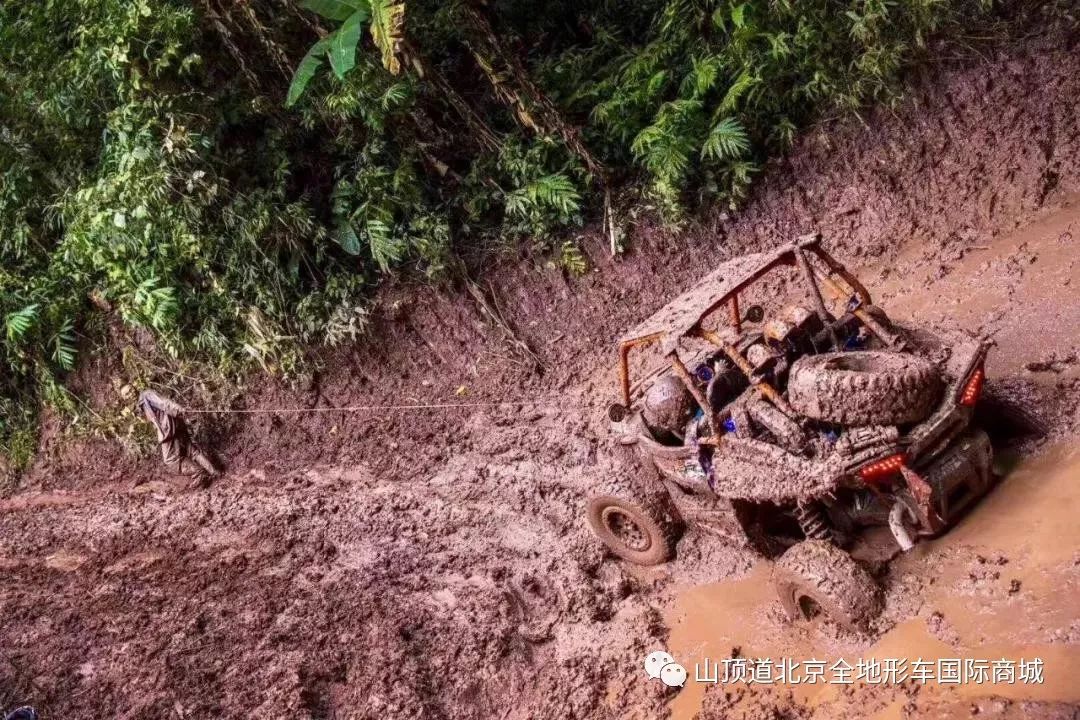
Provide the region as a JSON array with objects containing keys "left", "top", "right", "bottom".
[
  {"left": 769, "top": 304, "right": 826, "bottom": 357},
  {"left": 707, "top": 361, "right": 748, "bottom": 411}
]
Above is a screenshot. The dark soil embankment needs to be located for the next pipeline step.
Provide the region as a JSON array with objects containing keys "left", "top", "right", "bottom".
[{"left": 2, "top": 37, "right": 1079, "bottom": 720}]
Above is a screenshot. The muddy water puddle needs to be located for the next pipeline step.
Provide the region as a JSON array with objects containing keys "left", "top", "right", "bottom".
[{"left": 665, "top": 443, "right": 1080, "bottom": 718}]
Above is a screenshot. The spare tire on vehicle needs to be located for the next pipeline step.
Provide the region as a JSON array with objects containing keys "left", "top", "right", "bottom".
[
  {"left": 772, "top": 540, "right": 883, "bottom": 631},
  {"left": 786, "top": 350, "right": 942, "bottom": 426}
]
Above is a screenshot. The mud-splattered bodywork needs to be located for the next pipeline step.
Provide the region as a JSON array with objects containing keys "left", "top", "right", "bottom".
[{"left": 607, "top": 237, "right": 995, "bottom": 553}]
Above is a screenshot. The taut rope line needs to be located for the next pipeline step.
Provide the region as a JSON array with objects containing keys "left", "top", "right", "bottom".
[{"left": 182, "top": 400, "right": 594, "bottom": 415}]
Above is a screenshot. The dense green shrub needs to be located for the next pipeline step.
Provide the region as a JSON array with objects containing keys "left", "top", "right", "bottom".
[
  {"left": 587, "top": 0, "right": 997, "bottom": 214},
  {"left": 0, "top": 0, "right": 1006, "bottom": 466}
]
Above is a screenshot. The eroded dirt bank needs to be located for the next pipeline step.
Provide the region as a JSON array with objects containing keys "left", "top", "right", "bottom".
[{"left": 2, "top": 37, "right": 1079, "bottom": 719}]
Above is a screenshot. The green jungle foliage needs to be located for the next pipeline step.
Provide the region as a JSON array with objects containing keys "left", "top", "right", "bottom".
[{"left": 0, "top": 0, "right": 1020, "bottom": 466}]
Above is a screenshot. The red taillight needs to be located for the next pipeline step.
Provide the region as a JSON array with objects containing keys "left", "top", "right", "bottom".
[
  {"left": 958, "top": 366, "right": 985, "bottom": 407},
  {"left": 859, "top": 453, "right": 907, "bottom": 483}
]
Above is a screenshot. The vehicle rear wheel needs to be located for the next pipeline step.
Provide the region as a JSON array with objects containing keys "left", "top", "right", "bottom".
[
  {"left": 787, "top": 350, "right": 942, "bottom": 426},
  {"left": 772, "top": 540, "right": 883, "bottom": 631},
  {"left": 975, "top": 382, "right": 1048, "bottom": 441},
  {"left": 586, "top": 476, "right": 680, "bottom": 566}
]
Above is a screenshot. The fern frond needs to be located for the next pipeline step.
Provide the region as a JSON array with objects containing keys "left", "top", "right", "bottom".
[
  {"left": 559, "top": 241, "right": 587, "bottom": 276},
  {"left": 381, "top": 82, "right": 410, "bottom": 110},
  {"left": 702, "top": 117, "right": 750, "bottom": 161},
  {"left": 526, "top": 174, "right": 581, "bottom": 216},
  {"left": 366, "top": 218, "right": 406, "bottom": 271},
  {"left": 561, "top": 241, "right": 587, "bottom": 276},
  {"left": 718, "top": 71, "right": 757, "bottom": 114},
  {"left": 772, "top": 116, "right": 796, "bottom": 148},
  {"left": 5, "top": 304, "right": 39, "bottom": 343},
  {"left": 631, "top": 100, "right": 704, "bottom": 183},
  {"left": 680, "top": 55, "right": 722, "bottom": 99},
  {"left": 51, "top": 319, "right": 77, "bottom": 371}
]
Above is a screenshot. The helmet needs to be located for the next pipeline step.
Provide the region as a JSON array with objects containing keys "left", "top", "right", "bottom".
[{"left": 642, "top": 375, "right": 694, "bottom": 438}]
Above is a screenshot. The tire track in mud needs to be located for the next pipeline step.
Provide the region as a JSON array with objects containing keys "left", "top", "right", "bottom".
[
  {"left": 4, "top": 39, "right": 1080, "bottom": 720},
  {"left": 0, "top": 408, "right": 677, "bottom": 719}
]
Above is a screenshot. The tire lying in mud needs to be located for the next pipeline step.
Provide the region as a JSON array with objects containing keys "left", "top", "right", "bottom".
[
  {"left": 586, "top": 475, "right": 681, "bottom": 566},
  {"left": 786, "top": 350, "right": 942, "bottom": 426},
  {"left": 772, "top": 540, "right": 883, "bottom": 632}
]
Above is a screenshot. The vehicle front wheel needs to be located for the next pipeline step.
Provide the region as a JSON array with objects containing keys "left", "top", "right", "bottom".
[
  {"left": 586, "top": 477, "right": 680, "bottom": 566},
  {"left": 772, "top": 540, "right": 883, "bottom": 631}
]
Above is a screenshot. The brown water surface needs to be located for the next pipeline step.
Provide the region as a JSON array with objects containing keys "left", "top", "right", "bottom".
[{"left": 666, "top": 442, "right": 1080, "bottom": 718}]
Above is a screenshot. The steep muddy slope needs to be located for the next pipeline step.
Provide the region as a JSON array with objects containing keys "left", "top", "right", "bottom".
[{"left": 2, "top": 37, "right": 1079, "bottom": 720}]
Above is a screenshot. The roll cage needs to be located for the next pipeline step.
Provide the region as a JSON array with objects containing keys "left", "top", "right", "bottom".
[{"left": 615, "top": 234, "right": 902, "bottom": 433}]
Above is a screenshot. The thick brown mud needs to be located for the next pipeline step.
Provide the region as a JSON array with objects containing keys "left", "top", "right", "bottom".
[
  {"left": 668, "top": 442, "right": 1080, "bottom": 719},
  {"left": 2, "top": 36, "right": 1080, "bottom": 720}
]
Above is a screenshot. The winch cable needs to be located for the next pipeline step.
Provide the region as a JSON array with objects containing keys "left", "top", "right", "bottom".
[{"left": 178, "top": 399, "right": 598, "bottom": 415}]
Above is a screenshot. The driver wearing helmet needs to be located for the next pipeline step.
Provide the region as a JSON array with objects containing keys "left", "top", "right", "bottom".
[{"left": 641, "top": 375, "right": 694, "bottom": 443}]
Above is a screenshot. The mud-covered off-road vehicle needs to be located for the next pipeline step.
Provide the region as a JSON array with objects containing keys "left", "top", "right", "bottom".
[{"left": 587, "top": 234, "right": 993, "bottom": 630}]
